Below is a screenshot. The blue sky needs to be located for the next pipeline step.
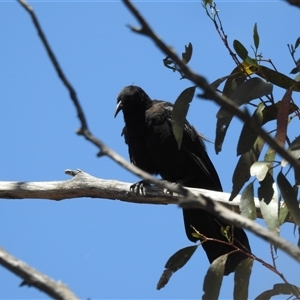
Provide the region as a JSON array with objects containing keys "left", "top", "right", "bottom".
[{"left": 1, "top": 1, "right": 300, "bottom": 299}]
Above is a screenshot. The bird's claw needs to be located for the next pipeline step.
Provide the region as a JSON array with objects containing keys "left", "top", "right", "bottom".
[{"left": 130, "top": 180, "right": 150, "bottom": 195}]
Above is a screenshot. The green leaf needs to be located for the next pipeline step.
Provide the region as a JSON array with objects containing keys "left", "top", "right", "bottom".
[
  {"left": 295, "top": 37, "right": 300, "bottom": 49},
  {"left": 203, "top": 0, "right": 213, "bottom": 6},
  {"left": 216, "top": 78, "right": 272, "bottom": 153},
  {"left": 230, "top": 136, "right": 265, "bottom": 201},
  {"left": 182, "top": 42, "right": 193, "bottom": 64},
  {"left": 210, "top": 74, "right": 234, "bottom": 91},
  {"left": 262, "top": 100, "right": 299, "bottom": 125},
  {"left": 215, "top": 115, "right": 233, "bottom": 154},
  {"left": 290, "top": 66, "right": 299, "bottom": 74},
  {"left": 172, "top": 86, "right": 196, "bottom": 149},
  {"left": 275, "top": 88, "right": 293, "bottom": 147},
  {"left": 264, "top": 147, "right": 276, "bottom": 176},
  {"left": 164, "top": 245, "right": 198, "bottom": 272},
  {"left": 258, "top": 173, "right": 280, "bottom": 234},
  {"left": 217, "top": 77, "right": 273, "bottom": 118},
  {"left": 281, "top": 135, "right": 300, "bottom": 167},
  {"left": 157, "top": 245, "right": 198, "bottom": 290},
  {"left": 233, "top": 40, "right": 249, "bottom": 61},
  {"left": 237, "top": 102, "right": 265, "bottom": 155},
  {"left": 277, "top": 171, "right": 300, "bottom": 227},
  {"left": 234, "top": 258, "right": 253, "bottom": 300},
  {"left": 253, "top": 23, "right": 259, "bottom": 50},
  {"left": 255, "top": 283, "right": 300, "bottom": 300},
  {"left": 278, "top": 202, "right": 290, "bottom": 225},
  {"left": 202, "top": 254, "right": 227, "bottom": 300},
  {"left": 257, "top": 66, "right": 300, "bottom": 91},
  {"left": 222, "top": 66, "right": 247, "bottom": 97},
  {"left": 240, "top": 181, "right": 257, "bottom": 220}
]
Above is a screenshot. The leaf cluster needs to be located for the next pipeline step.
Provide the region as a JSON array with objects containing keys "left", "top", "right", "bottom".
[{"left": 161, "top": 1, "right": 300, "bottom": 298}]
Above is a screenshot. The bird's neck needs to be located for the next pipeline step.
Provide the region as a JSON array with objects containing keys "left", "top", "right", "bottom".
[{"left": 123, "top": 104, "right": 150, "bottom": 129}]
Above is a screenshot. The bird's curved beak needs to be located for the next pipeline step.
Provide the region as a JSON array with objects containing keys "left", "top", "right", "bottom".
[{"left": 114, "top": 101, "right": 123, "bottom": 118}]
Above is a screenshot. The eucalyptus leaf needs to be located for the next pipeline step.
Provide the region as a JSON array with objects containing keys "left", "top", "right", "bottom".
[
  {"left": 172, "top": 86, "right": 196, "bottom": 149},
  {"left": 295, "top": 37, "right": 300, "bottom": 49},
  {"left": 230, "top": 136, "right": 265, "bottom": 201},
  {"left": 277, "top": 171, "right": 300, "bottom": 227},
  {"left": 202, "top": 254, "right": 227, "bottom": 300},
  {"left": 233, "top": 40, "right": 249, "bottom": 61},
  {"left": 234, "top": 258, "right": 253, "bottom": 300},
  {"left": 222, "top": 66, "right": 247, "bottom": 97},
  {"left": 182, "top": 42, "right": 193, "bottom": 64},
  {"left": 253, "top": 23, "right": 259, "bottom": 50},
  {"left": 217, "top": 77, "right": 273, "bottom": 118},
  {"left": 258, "top": 175, "right": 280, "bottom": 234},
  {"left": 257, "top": 66, "right": 300, "bottom": 92},
  {"left": 240, "top": 181, "right": 257, "bottom": 220},
  {"left": 255, "top": 283, "right": 300, "bottom": 300},
  {"left": 281, "top": 136, "right": 300, "bottom": 167},
  {"left": 164, "top": 245, "right": 198, "bottom": 272},
  {"left": 237, "top": 103, "right": 265, "bottom": 155}
]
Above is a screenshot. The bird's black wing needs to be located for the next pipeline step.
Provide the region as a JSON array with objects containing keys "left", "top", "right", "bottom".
[
  {"left": 159, "top": 101, "right": 222, "bottom": 190},
  {"left": 155, "top": 102, "right": 250, "bottom": 275}
]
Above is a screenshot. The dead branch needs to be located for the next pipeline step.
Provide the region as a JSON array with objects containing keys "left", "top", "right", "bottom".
[{"left": 0, "top": 246, "right": 79, "bottom": 300}]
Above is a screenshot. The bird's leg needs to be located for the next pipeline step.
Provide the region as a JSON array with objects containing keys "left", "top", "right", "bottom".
[
  {"left": 130, "top": 180, "right": 151, "bottom": 195},
  {"left": 163, "top": 180, "right": 181, "bottom": 196}
]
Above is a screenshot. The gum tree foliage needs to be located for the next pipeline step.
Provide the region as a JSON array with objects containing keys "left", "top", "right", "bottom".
[
  {"left": 164, "top": 1, "right": 300, "bottom": 299},
  {"left": 2, "top": 1, "right": 300, "bottom": 299}
]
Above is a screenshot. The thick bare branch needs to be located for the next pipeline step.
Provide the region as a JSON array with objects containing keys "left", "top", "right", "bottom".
[
  {"left": 1, "top": 169, "right": 300, "bottom": 265},
  {"left": 0, "top": 169, "right": 294, "bottom": 222},
  {"left": 0, "top": 246, "right": 79, "bottom": 300}
]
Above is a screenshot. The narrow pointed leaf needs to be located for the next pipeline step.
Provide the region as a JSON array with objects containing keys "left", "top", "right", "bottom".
[
  {"left": 234, "top": 258, "right": 253, "bottom": 300},
  {"left": 210, "top": 74, "right": 234, "bottom": 90},
  {"left": 277, "top": 171, "right": 300, "bottom": 227},
  {"left": 240, "top": 181, "right": 257, "bottom": 220},
  {"left": 216, "top": 78, "right": 271, "bottom": 153},
  {"left": 164, "top": 245, "right": 197, "bottom": 272},
  {"left": 230, "top": 136, "right": 265, "bottom": 200},
  {"left": 275, "top": 88, "right": 293, "bottom": 147},
  {"left": 257, "top": 66, "right": 300, "bottom": 91},
  {"left": 253, "top": 23, "right": 259, "bottom": 49},
  {"left": 172, "top": 86, "right": 196, "bottom": 149},
  {"left": 182, "top": 42, "right": 193, "bottom": 64},
  {"left": 233, "top": 40, "right": 249, "bottom": 61},
  {"left": 222, "top": 66, "right": 247, "bottom": 97},
  {"left": 157, "top": 245, "right": 198, "bottom": 290},
  {"left": 237, "top": 103, "right": 264, "bottom": 155},
  {"left": 290, "top": 66, "right": 299, "bottom": 74},
  {"left": 295, "top": 37, "right": 300, "bottom": 49},
  {"left": 278, "top": 202, "right": 290, "bottom": 225},
  {"left": 217, "top": 77, "right": 273, "bottom": 118},
  {"left": 281, "top": 135, "right": 300, "bottom": 167},
  {"left": 156, "top": 269, "right": 173, "bottom": 290},
  {"left": 264, "top": 147, "right": 276, "bottom": 176},
  {"left": 215, "top": 115, "right": 233, "bottom": 154},
  {"left": 258, "top": 175, "right": 280, "bottom": 234},
  {"left": 262, "top": 100, "right": 299, "bottom": 125},
  {"left": 202, "top": 254, "right": 227, "bottom": 300},
  {"left": 255, "top": 283, "right": 300, "bottom": 300}
]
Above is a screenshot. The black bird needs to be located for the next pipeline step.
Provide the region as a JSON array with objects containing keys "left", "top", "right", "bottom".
[{"left": 114, "top": 85, "right": 251, "bottom": 275}]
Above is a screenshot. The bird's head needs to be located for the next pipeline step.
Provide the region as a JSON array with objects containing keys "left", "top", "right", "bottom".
[{"left": 114, "top": 85, "right": 152, "bottom": 118}]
